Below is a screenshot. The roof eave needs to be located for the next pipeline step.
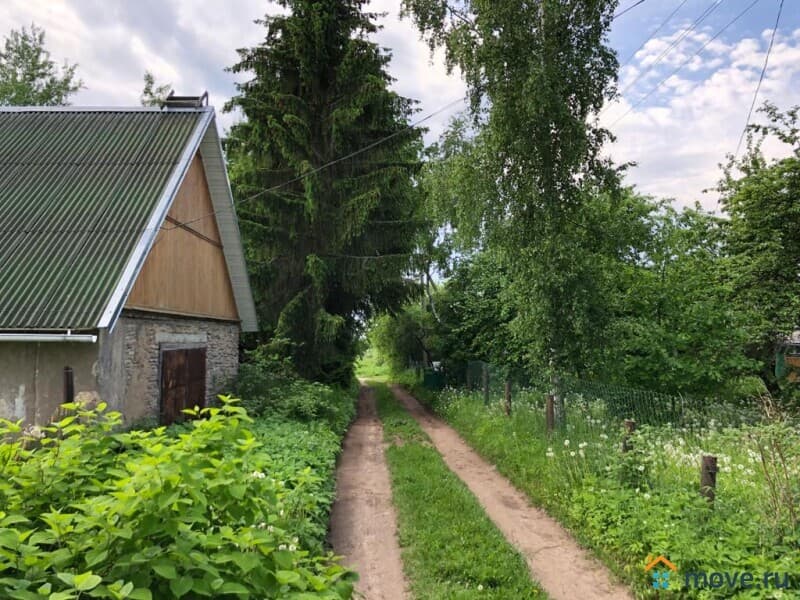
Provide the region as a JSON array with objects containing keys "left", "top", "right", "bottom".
[{"left": 198, "top": 123, "right": 259, "bottom": 332}]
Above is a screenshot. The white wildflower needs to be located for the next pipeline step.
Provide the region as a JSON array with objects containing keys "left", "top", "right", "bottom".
[
  {"left": 250, "top": 470, "right": 266, "bottom": 479},
  {"left": 564, "top": 439, "right": 570, "bottom": 447}
]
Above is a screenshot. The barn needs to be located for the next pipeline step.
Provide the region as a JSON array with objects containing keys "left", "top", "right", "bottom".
[{"left": 0, "top": 96, "right": 258, "bottom": 425}]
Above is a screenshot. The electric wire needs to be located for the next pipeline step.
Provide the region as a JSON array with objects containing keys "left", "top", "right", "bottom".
[
  {"left": 611, "top": 0, "right": 724, "bottom": 108},
  {"left": 619, "top": 0, "right": 691, "bottom": 68},
  {"left": 163, "top": 95, "right": 467, "bottom": 231},
  {"left": 610, "top": 0, "right": 763, "bottom": 128},
  {"left": 734, "top": 0, "right": 784, "bottom": 159}
]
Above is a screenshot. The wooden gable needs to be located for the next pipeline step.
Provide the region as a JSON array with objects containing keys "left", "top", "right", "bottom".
[{"left": 125, "top": 153, "right": 240, "bottom": 321}]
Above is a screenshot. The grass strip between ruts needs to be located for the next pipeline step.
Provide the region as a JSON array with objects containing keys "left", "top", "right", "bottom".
[{"left": 370, "top": 382, "right": 546, "bottom": 599}]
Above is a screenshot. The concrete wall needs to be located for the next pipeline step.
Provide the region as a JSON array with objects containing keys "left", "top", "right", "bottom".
[
  {"left": 0, "top": 341, "right": 101, "bottom": 424},
  {"left": 0, "top": 312, "right": 240, "bottom": 425}
]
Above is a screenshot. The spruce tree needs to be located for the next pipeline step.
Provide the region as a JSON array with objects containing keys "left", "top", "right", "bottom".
[{"left": 226, "top": 0, "right": 423, "bottom": 384}]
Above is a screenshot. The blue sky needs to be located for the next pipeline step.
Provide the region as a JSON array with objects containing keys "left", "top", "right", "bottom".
[{"left": 2, "top": 0, "right": 798, "bottom": 208}]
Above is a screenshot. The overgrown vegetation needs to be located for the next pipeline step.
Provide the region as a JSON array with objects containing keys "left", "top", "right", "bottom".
[
  {"left": 236, "top": 350, "right": 356, "bottom": 432},
  {"left": 371, "top": 383, "right": 544, "bottom": 599},
  {"left": 0, "top": 382, "right": 356, "bottom": 598},
  {"left": 414, "top": 385, "right": 799, "bottom": 597}
]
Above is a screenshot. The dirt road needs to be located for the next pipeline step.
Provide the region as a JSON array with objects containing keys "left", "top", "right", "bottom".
[
  {"left": 329, "top": 386, "right": 408, "bottom": 600},
  {"left": 389, "top": 385, "right": 634, "bottom": 600}
]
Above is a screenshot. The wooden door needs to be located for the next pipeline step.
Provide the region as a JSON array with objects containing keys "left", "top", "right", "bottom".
[{"left": 160, "top": 347, "right": 206, "bottom": 425}]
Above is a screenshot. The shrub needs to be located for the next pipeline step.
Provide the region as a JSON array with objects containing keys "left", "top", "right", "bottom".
[
  {"left": 0, "top": 399, "right": 355, "bottom": 599},
  {"left": 236, "top": 350, "right": 355, "bottom": 433}
]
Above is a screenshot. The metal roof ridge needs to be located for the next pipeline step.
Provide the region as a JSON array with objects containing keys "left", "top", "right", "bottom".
[{"left": 0, "top": 106, "right": 212, "bottom": 113}]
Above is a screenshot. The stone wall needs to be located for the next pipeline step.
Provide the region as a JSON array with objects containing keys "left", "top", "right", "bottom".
[{"left": 104, "top": 311, "right": 240, "bottom": 424}]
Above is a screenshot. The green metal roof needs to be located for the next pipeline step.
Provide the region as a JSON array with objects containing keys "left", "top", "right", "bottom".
[{"left": 0, "top": 108, "right": 208, "bottom": 331}]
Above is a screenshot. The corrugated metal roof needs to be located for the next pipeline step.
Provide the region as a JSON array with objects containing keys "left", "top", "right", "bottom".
[{"left": 0, "top": 108, "right": 207, "bottom": 331}]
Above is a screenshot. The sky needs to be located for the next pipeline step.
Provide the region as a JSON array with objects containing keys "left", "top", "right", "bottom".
[{"left": 2, "top": 0, "right": 799, "bottom": 210}]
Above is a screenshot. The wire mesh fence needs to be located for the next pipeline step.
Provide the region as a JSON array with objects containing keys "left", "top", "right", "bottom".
[{"left": 421, "top": 359, "right": 770, "bottom": 440}]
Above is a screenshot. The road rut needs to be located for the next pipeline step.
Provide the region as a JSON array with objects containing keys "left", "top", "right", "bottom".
[
  {"left": 329, "top": 385, "right": 408, "bottom": 600},
  {"left": 390, "top": 385, "right": 633, "bottom": 600}
]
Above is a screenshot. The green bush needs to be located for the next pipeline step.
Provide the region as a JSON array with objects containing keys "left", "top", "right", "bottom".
[
  {"left": 0, "top": 399, "right": 355, "bottom": 599},
  {"left": 236, "top": 351, "right": 355, "bottom": 433}
]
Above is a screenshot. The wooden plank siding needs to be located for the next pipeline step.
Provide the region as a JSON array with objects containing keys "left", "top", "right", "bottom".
[{"left": 125, "top": 153, "right": 240, "bottom": 321}]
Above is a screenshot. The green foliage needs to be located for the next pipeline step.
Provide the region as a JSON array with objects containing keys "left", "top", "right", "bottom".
[
  {"left": 403, "top": 0, "right": 620, "bottom": 374},
  {"left": 420, "top": 386, "right": 800, "bottom": 597},
  {"left": 236, "top": 350, "right": 356, "bottom": 433},
  {"left": 140, "top": 71, "right": 171, "bottom": 107},
  {"left": 720, "top": 103, "right": 800, "bottom": 389},
  {"left": 373, "top": 384, "right": 544, "bottom": 598},
  {"left": 377, "top": 187, "right": 760, "bottom": 398},
  {"left": 0, "top": 24, "right": 82, "bottom": 106},
  {"left": 0, "top": 399, "right": 355, "bottom": 599},
  {"left": 367, "top": 304, "right": 439, "bottom": 374},
  {"left": 225, "top": 0, "right": 424, "bottom": 385},
  {"left": 353, "top": 346, "right": 393, "bottom": 381}
]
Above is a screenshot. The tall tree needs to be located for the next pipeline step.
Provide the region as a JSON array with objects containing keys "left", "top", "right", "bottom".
[
  {"left": 719, "top": 103, "right": 800, "bottom": 387},
  {"left": 402, "top": 0, "right": 620, "bottom": 375},
  {"left": 225, "top": 0, "right": 423, "bottom": 384},
  {"left": 0, "top": 24, "right": 82, "bottom": 106}
]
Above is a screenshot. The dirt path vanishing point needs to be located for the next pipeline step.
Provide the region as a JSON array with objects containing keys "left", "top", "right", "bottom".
[
  {"left": 390, "top": 385, "right": 634, "bottom": 600},
  {"left": 329, "top": 385, "right": 408, "bottom": 600}
]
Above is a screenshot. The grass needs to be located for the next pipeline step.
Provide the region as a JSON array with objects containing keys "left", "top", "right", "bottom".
[
  {"left": 413, "top": 385, "right": 800, "bottom": 597},
  {"left": 371, "top": 382, "right": 546, "bottom": 599}
]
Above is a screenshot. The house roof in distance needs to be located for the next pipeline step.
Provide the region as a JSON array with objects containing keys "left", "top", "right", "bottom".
[{"left": 0, "top": 105, "right": 258, "bottom": 333}]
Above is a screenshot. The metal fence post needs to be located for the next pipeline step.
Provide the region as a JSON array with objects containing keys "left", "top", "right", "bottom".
[
  {"left": 504, "top": 380, "right": 512, "bottom": 416},
  {"left": 546, "top": 394, "right": 555, "bottom": 434}
]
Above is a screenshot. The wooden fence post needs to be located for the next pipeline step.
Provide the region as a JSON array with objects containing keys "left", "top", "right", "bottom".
[
  {"left": 504, "top": 380, "right": 512, "bottom": 416},
  {"left": 622, "top": 419, "right": 636, "bottom": 452},
  {"left": 546, "top": 394, "right": 555, "bottom": 434},
  {"left": 482, "top": 363, "right": 489, "bottom": 406},
  {"left": 701, "top": 455, "right": 717, "bottom": 504},
  {"left": 63, "top": 366, "right": 74, "bottom": 405}
]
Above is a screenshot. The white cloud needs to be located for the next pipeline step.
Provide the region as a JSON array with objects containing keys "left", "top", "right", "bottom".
[
  {"left": 1, "top": 3, "right": 794, "bottom": 211},
  {"left": 0, "top": 0, "right": 465, "bottom": 139},
  {"left": 603, "top": 29, "right": 800, "bottom": 210}
]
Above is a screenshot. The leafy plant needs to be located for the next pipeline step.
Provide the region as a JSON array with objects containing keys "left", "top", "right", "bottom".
[{"left": 0, "top": 398, "right": 355, "bottom": 599}]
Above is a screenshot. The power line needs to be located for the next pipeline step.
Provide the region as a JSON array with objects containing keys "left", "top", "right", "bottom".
[
  {"left": 619, "top": 0, "right": 691, "bottom": 68},
  {"left": 610, "top": 0, "right": 763, "bottom": 128},
  {"left": 614, "top": 0, "right": 648, "bottom": 20},
  {"left": 734, "top": 0, "right": 784, "bottom": 159},
  {"left": 165, "top": 95, "right": 467, "bottom": 230},
  {"left": 610, "top": 0, "right": 724, "bottom": 108}
]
